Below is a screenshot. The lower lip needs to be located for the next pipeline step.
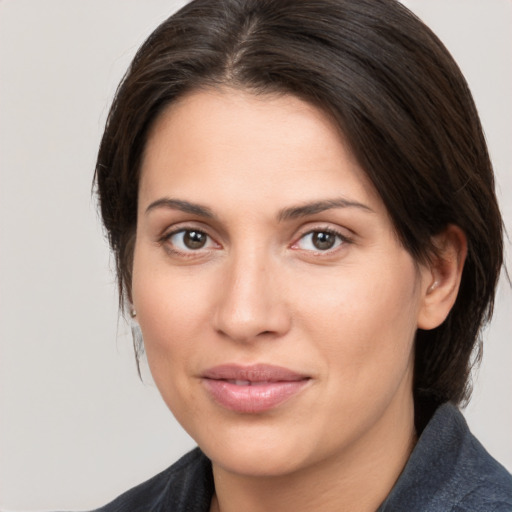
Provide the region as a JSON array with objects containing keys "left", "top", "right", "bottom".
[{"left": 202, "top": 379, "right": 309, "bottom": 413}]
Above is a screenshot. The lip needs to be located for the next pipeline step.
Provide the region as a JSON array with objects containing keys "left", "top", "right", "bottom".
[{"left": 201, "top": 364, "right": 311, "bottom": 414}]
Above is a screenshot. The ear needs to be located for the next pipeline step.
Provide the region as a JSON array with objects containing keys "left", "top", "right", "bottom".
[{"left": 417, "top": 225, "right": 467, "bottom": 330}]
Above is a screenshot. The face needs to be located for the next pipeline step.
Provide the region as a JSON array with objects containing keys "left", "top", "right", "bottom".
[{"left": 132, "top": 89, "right": 431, "bottom": 478}]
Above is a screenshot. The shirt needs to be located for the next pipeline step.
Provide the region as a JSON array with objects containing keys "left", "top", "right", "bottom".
[{"left": 89, "top": 403, "right": 512, "bottom": 511}]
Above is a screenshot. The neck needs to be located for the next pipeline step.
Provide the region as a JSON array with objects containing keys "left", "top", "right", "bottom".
[{"left": 210, "top": 393, "right": 416, "bottom": 512}]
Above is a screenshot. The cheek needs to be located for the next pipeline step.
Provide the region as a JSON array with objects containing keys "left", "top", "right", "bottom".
[
  {"left": 132, "top": 233, "right": 217, "bottom": 326},
  {"left": 130, "top": 247, "right": 218, "bottom": 384},
  {"left": 296, "top": 255, "right": 420, "bottom": 377},
  {"left": 131, "top": 272, "right": 210, "bottom": 423}
]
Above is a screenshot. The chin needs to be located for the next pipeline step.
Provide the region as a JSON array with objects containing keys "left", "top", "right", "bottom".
[
  {"left": 188, "top": 414, "right": 325, "bottom": 478},
  {"left": 207, "top": 441, "right": 310, "bottom": 478}
]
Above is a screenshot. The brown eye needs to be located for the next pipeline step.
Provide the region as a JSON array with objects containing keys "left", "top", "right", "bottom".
[
  {"left": 166, "top": 229, "right": 214, "bottom": 252},
  {"left": 295, "top": 230, "right": 345, "bottom": 252},
  {"left": 312, "top": 232, "right": 336, "bottom": 250},
  {"left": 183, "top": 230, "right": 207, "bottom": 249}
]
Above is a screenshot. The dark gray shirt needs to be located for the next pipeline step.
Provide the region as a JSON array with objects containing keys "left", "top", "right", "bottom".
[{"left": 90, "top": 404, "right": 512, "bottom": 511}]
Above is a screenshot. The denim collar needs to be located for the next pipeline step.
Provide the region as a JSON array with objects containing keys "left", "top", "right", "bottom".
[{"left": 377, "top": 403, "right": 512, "bottom": 511}]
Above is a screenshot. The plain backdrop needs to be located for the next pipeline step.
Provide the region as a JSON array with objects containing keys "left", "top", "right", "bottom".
[{"left": 0, "top": 1, "right": 510, "bottom": 510}]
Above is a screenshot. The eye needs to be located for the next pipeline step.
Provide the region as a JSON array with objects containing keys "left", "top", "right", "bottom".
[
  {"left": 165, "top": 229, "right": 216, "bottom": 252},
  {"left": 294, "top": 229, "right": 346, "bottom": 252}
]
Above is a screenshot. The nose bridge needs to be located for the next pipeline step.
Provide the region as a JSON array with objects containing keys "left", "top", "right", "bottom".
[{"left": 213, "top": 244, "right": 289, "bottom": 342}]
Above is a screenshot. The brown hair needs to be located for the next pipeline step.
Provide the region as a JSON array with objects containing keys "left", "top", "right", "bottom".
[{"left": 95, "top": 0, "right": 503, "bottom": 409}]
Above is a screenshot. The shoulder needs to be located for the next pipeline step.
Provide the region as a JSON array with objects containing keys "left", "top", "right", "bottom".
[
  {"left": 89, "top": 448, "right": 213, "bottom": 512},
  {"left": 449, "top": 426, "right": 512, "bottom": 512},
  {"left": 441, "top": 405, "right": 512, "bottom": 511},
  {"left": 379, "top": 403, "right": 512, "bottom": 512}
]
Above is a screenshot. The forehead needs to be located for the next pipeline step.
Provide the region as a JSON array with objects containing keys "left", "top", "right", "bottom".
[{"left": 139, "top": 88, "right": 383, "bottom": 215}]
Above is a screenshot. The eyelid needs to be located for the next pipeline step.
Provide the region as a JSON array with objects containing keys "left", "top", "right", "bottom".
[
  {"left": 158, "top": 220, "right": 219, "bottom": 242},
  {"left": 290, "top": 226, "right": 353, "bottom": 253},
  {"left": 159, "top": 225, "right": 222, "bottom": 256},
  {"left": 157, "top": 221, "right": 353, "bottom": 257}
]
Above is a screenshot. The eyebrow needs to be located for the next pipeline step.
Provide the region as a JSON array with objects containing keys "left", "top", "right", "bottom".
[
  {"left": 277, "top": 198, "right": 374, "bottom": 221},
  {"left": 145, "top": 196, "right": 374, "bottom": 220},
  {"left": 145, "top": 198, "right": 214, "bottom": 218}
]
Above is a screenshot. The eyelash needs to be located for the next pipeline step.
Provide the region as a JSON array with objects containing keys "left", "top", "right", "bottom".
[
  {"left": 291, "top": 227, "right": 352, "bottom": 254},
  {"left": 159, "top": 228, "right": 219, "bottom": 257},
  {"left": 159, "top": 226, "right": 352, "bottom": 257}
]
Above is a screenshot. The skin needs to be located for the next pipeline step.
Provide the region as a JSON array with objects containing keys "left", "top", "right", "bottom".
[{"left": 132, "top": 89, "right": 466, "bottom": 512}]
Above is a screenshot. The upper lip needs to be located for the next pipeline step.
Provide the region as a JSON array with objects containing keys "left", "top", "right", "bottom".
[{"left": 202, "top": 364, "right": 309, "bottom": 382}]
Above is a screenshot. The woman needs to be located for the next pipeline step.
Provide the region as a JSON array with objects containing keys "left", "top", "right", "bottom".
[{"left": 93, "top": 0, "right": 512, "bottom": 510}]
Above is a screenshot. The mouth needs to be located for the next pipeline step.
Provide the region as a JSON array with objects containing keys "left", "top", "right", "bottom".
[{"left": 201, "top": 364, "right": 311, "bottom": 414}]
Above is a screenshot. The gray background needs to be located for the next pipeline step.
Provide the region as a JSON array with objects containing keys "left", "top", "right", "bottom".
[{"left": 0, "top": 1, "right": 510, "bottom": 510}]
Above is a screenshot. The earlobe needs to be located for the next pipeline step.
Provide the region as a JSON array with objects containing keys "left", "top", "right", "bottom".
[{"left": 417, "top": 225, "right": 467, "bottom": 330}]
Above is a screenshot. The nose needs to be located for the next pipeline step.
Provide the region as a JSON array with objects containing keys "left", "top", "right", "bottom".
[{"left": 212, "top": 251, "right": 291, "bottom": 343}]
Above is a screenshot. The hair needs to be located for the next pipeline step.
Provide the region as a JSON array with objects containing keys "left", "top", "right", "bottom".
[{"left": 95, "top": 0, "right": 503, "bottom": 411}]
